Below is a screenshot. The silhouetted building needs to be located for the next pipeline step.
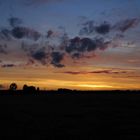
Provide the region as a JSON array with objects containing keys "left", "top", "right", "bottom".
[{"left": 23, "top": 84, "right": 36, "bottom": 94}]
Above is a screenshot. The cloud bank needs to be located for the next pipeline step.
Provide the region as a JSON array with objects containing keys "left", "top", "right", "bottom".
[{"left": 0, "top": 16, "right": 139, "bottom": 68}]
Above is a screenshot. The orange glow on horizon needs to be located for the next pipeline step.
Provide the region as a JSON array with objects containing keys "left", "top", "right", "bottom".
[{"left": 0, "top": 66, "right": 140, "bottom": 90}]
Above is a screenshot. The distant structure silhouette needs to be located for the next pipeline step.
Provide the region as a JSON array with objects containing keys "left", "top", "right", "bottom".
[
  {"left": 23, "top": 84, "right": 36, "bottom": 93},
  {"left": 58, "top": 88, "right": 72, "bottom": 93},
  {"left": 37, "top": 87, "right": 40, "bottom": 91},
  {"left": 9, "top": 83, "right": 17, "bottom": 91}
]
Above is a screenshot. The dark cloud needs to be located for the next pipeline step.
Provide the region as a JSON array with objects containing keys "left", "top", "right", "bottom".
[
  {"left": 79, "top": 20, "right": 111, "bottom": 35},
  {"left": 52, "top": 63, "right": 64, "bottom": 68},
  {"left": 12, "top": 26, "right": 41, "bottom": 41},
  {"left": 0, "top": 29, "right": 11, "bottom": 41},
  {"left": 1, "top": 64, "right": 15, "bottom": 68},
  {"left": 81, "top": 38, "right": 97, "bottom": 52},
  {"left": 95, "top": 38, "right": 111, "bottom": 50},
  {"left": 12, "top": 27, "right": 25, "bottom": 39},
  {"left": 90, "top": 70, "right": 127, "bottom": 74},
  {"left": 51, "top": 52, "right": 64, "bottom": 67},
  {"left": 95, "top": 22, "right": 111, "bottom": 34},
  {"left": 66, "top": 37, "right": 97, "bottom": 53},
  {"left": 32, "top": 51, "right": 46, "bottom": 61},
  {"left": 0, "top": 44, "right": 7, "bottom": 54},
  {"left": 63, "top": 71, "right": 83, "bottom": 75},
  {"left": 79, "top": 20, "right": 94, "bottom": 35},
  {"left": 46, "top": 30, "right": 53, "bottom": 38},
  {"left": 31, "top": 47, "right": 48, "bottom": 65},
  {"left": 63, "top": 70, "right": 128, "bottom": 75},
  {"left": 79, "top": 18, "right": 139, "bottom": 35},
  {"left": 66, "top": 37, "right": 80, "bottom": 53},
  {"left": 65, "top": 36, "right": 110, "bottom": 59},
  {"left": 21, "top": 42, "right": 49, "bottom": 65},
  {"left": 8, "top": 17, "right": 23, "bottom": 27},
  {"left": 1, "top": 15, "right": 139, "bottom": 68},
  {"left": 23, "top": 44, "right": 65, "bottom": 67},
  {"left": 0, "top": 18, "right": 41, "bottom": 41},
  {"left": 114, "top": 18, "right": 139, "bottom": 32}
]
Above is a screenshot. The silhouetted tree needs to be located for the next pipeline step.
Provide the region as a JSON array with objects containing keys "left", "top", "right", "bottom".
[
  {"left": 23, "top": 84, "right": 28, "bottom": 90},
  {"left": 9, "top": 83, "right": 17, "bottom": 91}
]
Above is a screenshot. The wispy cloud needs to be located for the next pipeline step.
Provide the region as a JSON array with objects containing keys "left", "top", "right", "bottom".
[
  {"left": 8, "top": 17, "right": 23, "bottom": 28},
  {"left": 62, "top": 70, "right": 128, "bottom": 75},
  {"left": 79, "top": 18, "right": 140, "bottom": 35},
  {"left": 113, "top": 18, "right": 140, "bottom": 32},
  {"left": 0, "top": 29, "right": 12, "bottom": 41},
  {"left": 1, "top": 64, "right": 16, "bottom": 68},
  {"left": 79, "top": 20, "right": 111, "bottom": 35}
]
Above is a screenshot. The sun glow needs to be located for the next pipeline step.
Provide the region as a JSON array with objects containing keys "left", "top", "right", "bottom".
[{"left": 77, "top": 84, "right": 113, "bottom": 88}]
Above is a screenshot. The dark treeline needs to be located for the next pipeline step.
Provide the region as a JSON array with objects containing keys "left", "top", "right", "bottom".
[
  {"left": 0, "top": 89, "right": 140, "bottom": 96},
  {"left": 0, "top": 82, "right": 139, "bottom": 95}
]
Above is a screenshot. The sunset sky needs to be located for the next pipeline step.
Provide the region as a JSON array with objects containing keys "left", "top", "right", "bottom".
[{"left": 0, "top": 0, "right": 140, "bottom": 90}]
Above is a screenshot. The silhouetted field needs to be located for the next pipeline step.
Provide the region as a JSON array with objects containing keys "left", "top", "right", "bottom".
[{"left": 0, "top": 90, "right": 140, "bottom": 139}]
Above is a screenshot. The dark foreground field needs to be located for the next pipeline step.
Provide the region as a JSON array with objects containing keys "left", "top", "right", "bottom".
[{"left": 0, "top": 90, "right": 140, "bottom": 139}]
